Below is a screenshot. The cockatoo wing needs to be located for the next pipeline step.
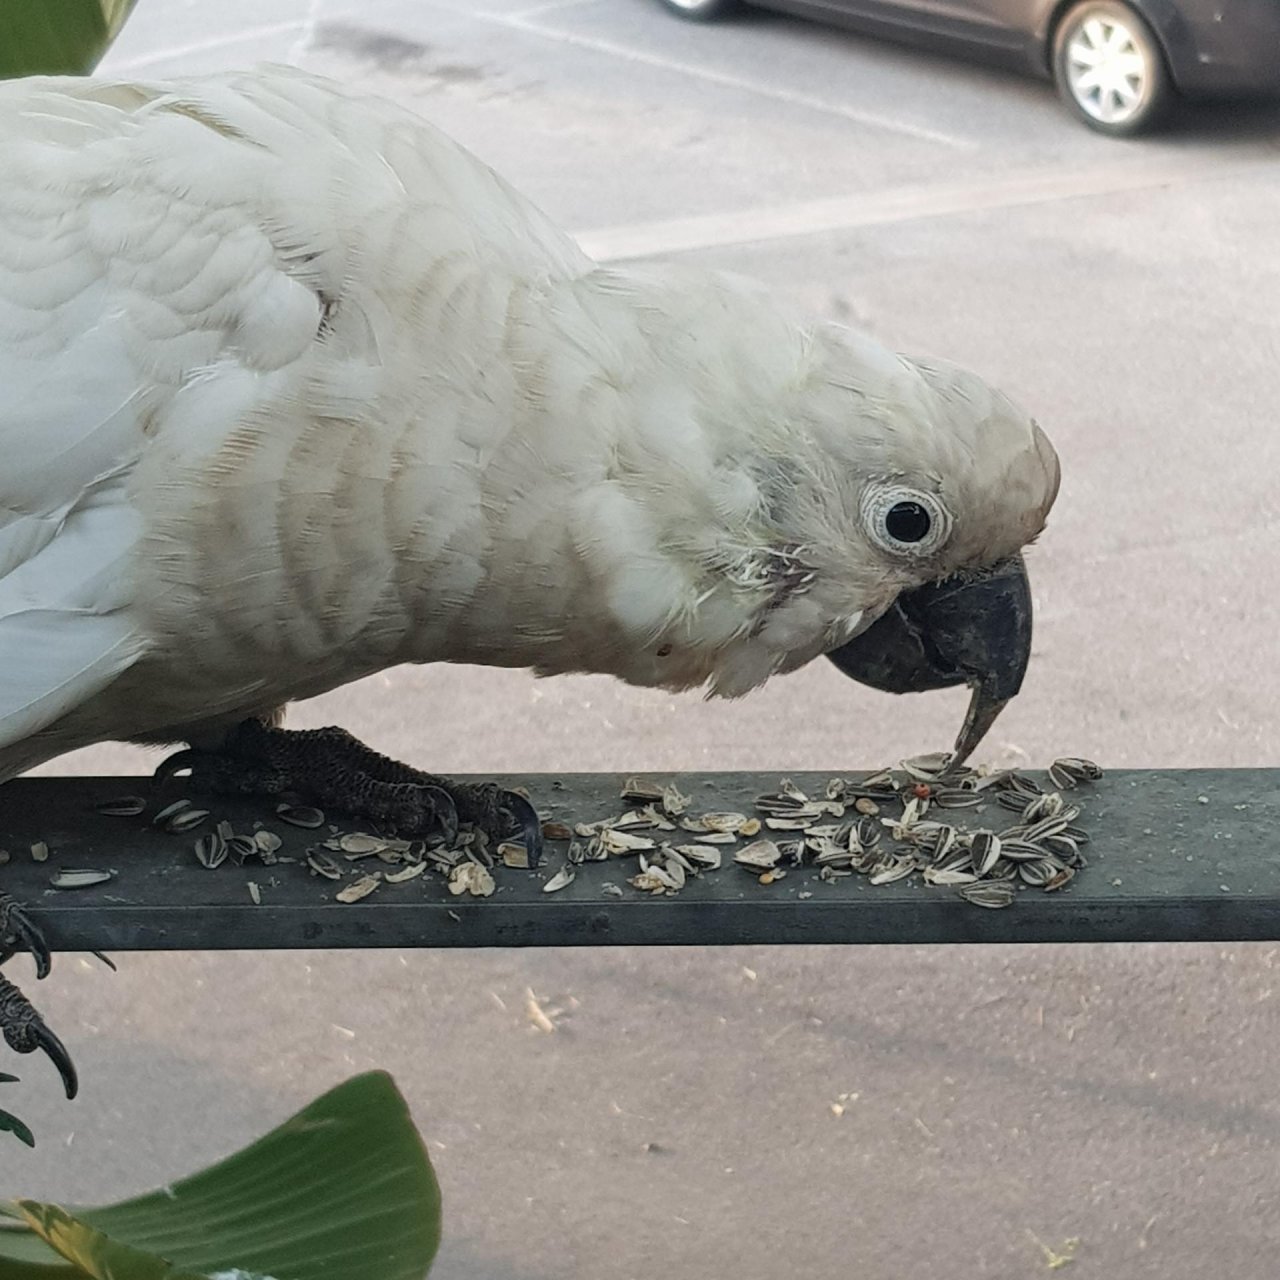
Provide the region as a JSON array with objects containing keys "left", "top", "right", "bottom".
[
  {"left": 0, "top": 67, "right": 595, "bottom": 772},
  {"left": 0, "top": 191, "right": 147, "bottom": 760}
]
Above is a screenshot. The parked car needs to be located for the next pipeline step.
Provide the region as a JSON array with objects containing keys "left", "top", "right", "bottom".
[{"left": 653, "top": 0, "right": 1280, "bottom": 136}]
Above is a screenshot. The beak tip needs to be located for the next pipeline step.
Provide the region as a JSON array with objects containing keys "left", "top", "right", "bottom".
[{"left": 949, "top": 686, "right": 1011, "bottom": 771}]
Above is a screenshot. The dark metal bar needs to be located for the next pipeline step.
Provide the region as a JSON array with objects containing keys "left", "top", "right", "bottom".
[{"left": 1, "top": 771, "right": 1277, "bottom": 949}]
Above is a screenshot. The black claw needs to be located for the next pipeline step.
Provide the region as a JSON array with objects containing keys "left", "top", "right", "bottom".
[
  {"left": 505, "top": 792, "right": 544, "bottom": 868},
  {"left": 0, "top": 897, "right": 50, "bottom": 980},
  {"left": 153, "top": 747, "right": 204, "bottom": 784},
  {"left": 32, "top": 1021, "right": 77, "bottom": 1101},
  {"left": 423, "top": 785, "right": 459, "bottom": 845},
  {"left": 0, "top": 976, "right": 78, "bottom": 1100}
]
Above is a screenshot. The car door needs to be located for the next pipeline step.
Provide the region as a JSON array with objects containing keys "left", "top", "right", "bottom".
[{"left": 801, "top": 0, "right": 1047, "bottom": 54}]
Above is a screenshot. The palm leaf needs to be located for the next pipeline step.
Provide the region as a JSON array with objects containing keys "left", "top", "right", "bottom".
[
  {"left": 0, "top": 1072, "right": 442, "bottom": 1280},
  {"left": 0, "top": 0, "right": 140, "bottom": 78}
]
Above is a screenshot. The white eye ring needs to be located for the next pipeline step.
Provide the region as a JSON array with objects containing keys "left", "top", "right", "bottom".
[{"left": 861, "top": 486, "right": 951, "bottom": 556}]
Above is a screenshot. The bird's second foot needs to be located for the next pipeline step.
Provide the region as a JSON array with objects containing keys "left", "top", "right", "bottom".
[
  {"left": 0, "top": 894, "right": 77, "bottom": 1099},
  {"left": 157, "top": 721, "right": 543, "bottom": 863},
  {"left": 0, "top": 891, "right": 50, "bottom": 978}
]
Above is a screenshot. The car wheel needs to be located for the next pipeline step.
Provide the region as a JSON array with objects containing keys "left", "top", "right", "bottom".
[
  {"left": 654, "top": 0, "right": 738, "bottom": 20},
  {"left": 1052, "top": 1, "right": 1172, "bottom": 136}
]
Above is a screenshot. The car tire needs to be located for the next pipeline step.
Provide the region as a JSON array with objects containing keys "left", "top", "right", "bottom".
[
  {"left": 654, "top": 0, "right": 738, "bottom": 20},
  {"left": 1052, "top": 1, "right": 1172, "bottom": 136}
]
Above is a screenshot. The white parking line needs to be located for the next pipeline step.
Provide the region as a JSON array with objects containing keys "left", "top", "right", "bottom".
[
  {"left": 507, "top": 0, "right": 599, "bottom": 20},
  {"left": 104, "top": 20, "right": 313, "bottom": 72},
  {"left": 573, "top": 153, "right": 1275, "bottom": 261},
  {"left": 288, "top": 0, "right": 328, "bottom": 64},
  {"left": 480, "top": 8, "right": 975, "bottom": 149}
]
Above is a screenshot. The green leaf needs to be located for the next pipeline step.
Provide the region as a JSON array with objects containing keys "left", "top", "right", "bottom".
[
  {"left": 0, "top": 1210, "right": 87, "bottom": 1280},
  {"left": 0, "top": 1106, "right": 35, "bottom": 1148},
  {"left": 16, "top": 1204, "right": 208, "bottom": 1280},
  {"left": 0, "top": 1072, "right": 441, "bottom": 1280},
  {"left": 1, "top": 1074, "right": 35, "bottom": 1148},
  {"left": 0, "top": 1203, "right": 94, "bottom": 1278},
  {"left": 0, "top": 0, "right": 140, "bottom": 79}
]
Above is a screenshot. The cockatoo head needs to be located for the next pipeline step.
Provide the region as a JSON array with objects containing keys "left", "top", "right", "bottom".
[{"left": 804, "top": 330, "right": 1061, "bottom": 766}]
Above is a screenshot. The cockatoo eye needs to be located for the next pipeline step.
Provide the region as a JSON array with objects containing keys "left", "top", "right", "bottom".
[
  {"left": 885, "top": 501, "right": 931, "bottom": 543},
  {"left": 862, "top": 486, "right": 950, "bottom": 556}
]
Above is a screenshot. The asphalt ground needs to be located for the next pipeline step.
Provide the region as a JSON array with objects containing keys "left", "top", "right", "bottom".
[{"left": 7, "top": 4, "right": 1280, "bottom": 1277}]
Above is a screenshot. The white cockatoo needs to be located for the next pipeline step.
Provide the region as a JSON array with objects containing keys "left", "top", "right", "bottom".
[{"left": 0, "top": 66, "right": 1059, "bottom": 1097}]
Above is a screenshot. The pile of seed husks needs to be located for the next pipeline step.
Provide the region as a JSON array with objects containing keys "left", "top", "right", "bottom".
[
  {"left": 546, "top": 755, "right": 1102, "bottom": 910},
  {"left": 72, "top": 756, "right": 1100, "bottom": 910}
]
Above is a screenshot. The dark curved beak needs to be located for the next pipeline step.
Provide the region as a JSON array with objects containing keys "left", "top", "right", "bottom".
[{"left": 825, "top": 554, "right": 1033, "bottom": 769}]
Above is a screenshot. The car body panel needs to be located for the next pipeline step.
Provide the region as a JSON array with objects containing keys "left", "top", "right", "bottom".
[
  {"left": 741, "top": 0, "right": 1280, "bottom": 95},
  {"left": 1167, "top": 0, "right": 1280, "bottom": 92},
  {"left": 759, "top": 0, "right": 1033, "bottom": 53}
]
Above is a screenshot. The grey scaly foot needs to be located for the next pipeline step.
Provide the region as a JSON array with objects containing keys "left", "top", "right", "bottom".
[
  {"left": 0, "top": 895, "right": 77, "bottom": 1099},
  {"left": 0, "top": 892, "right": 49, "bottom": 978},
  {"left": 157, "top": 720, "right": 543, "bottom": 864}
]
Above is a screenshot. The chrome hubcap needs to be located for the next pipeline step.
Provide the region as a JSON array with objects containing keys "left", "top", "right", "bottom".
[{"left": 1066, "top": 15, "right": 1149, "bottom": 124}]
